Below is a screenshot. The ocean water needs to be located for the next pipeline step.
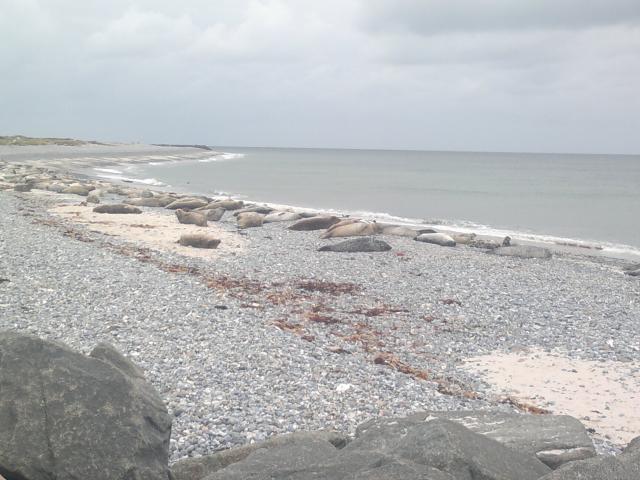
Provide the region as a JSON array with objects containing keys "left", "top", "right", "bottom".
[{"left": 119, "top": 147, "right": 640, "bottom": 253}]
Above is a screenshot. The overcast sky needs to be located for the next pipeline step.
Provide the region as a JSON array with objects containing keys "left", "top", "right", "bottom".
[{"left": 1, "top": 0, "right": 639, "bottom": 153}]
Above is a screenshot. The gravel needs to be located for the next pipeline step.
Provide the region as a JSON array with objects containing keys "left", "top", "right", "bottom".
[{"left": 2, "top": 176, "right": 639, "bottom": 461}]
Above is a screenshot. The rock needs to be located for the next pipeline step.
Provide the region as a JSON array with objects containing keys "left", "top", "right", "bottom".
[
  {"left": 175, "top": 209, "right": 208, "bottom": 227},
  {"left": 208, "top": 199, "right": 244, "bottom": 211},
  {"left": 172, "top": 431, "right": 349, "bottom": 480},
  {"left": 237, "top": 212, "right": 264, "bottom": 229},
  {"left": 165, "top": 198, "right": 209, "bottom": 210},
  {"left": 263, "top": 211, "right": 302, "bottom": 223},
  {"left": 86, "top": 193, "right": 100, "bottom": 204},
  {"left": 127, "top": 196, "right": 176, "bottom": 207},
  {"left": 288, "top": 216, "right": 341, "bottom": 231},
  {"left": 319, "top": 237, "right": 392, "bottom": 253},
  {"left": 493, "top": 245, "right": 552, "bottom": 259},
  {"left": 178, "top": 233, "right": 221, "bottom": 249},
  {"left": 62, "top": 184, "right": 93, "bottom": 196},
  {"left": 321, "top": 221, "right": 381, "bottom": 239},
  {"left": 349, "top": 418, "right": 550, "bottom": 480},
  {"left": 451, "top": 232, "right": 476, "bottom": 244},
  {"left": 374, "top": 411, "right": 596, "bottom": 469},
  {"left": 415, "top": 233, "right": 456, "bottom": 247},
  {"left": 13, "top": 183, "right": 33, "bottom": 192},
  {"left": 0, "top": 332, "right": 172, "bottom": 480},
  {"left": 93, "top": 204, "right": 142, "bottom": 214},
  {"left": 205, "top": 208, "right": 225, "bottom": 222}
]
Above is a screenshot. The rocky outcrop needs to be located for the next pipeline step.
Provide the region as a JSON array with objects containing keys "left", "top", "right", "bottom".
[
  {"left": 319, "top": 237, "right": 392, "bottom": 253},
  {"left": 93, "top": 204, "right": 142, "bottom": 214},
  {"left": 0, "top": 332, "right": 172, "bottom": 480}
]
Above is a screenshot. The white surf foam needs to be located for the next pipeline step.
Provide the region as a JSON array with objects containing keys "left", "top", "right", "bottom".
[
  {"left": 95, "top": 173, "right": 166, "bottom": 187},
  {"left": 94, "top": 167, "right": 123, "bottom": 174}
]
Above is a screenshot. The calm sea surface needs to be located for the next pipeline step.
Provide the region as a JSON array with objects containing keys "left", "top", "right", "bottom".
[{"left": 124, "top": 147, "right": 640, "bottom": 251}]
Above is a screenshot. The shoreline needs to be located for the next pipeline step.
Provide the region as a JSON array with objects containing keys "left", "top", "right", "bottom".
[{"left": 1, "top": 144, "right": 640, "bottom": 462}]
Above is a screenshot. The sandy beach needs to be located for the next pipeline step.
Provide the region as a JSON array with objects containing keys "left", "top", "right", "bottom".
[{"left": 1, "top": 144, "right": 639, "bottom": 464}]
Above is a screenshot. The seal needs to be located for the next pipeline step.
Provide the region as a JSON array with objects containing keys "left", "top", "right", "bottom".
[
  {"left": 93, "top": 204, "right": 142, "bottom": 214},
  {"left": 175, "top": 209, "right": 208, "bottom": 227},
  {"left": 321, "top": 220, "right": 381, "bottom": 239},
  {"left": 451, "top": 233, "right": 477, "bottom": 245},
  {"left": 237, "top": 212, "right": 264, "bottom": 229},
  {"left": 178, "top": 233, "right": 221, "bottom": 249},
  {"left": 288, "top": 216, "right": 341, "bottom": 231},
  {"left": 165, "top": 198, "right": 208, "bottom": 210},
  {"left": 263, "top": 211, "right": 302, "bottom": 223},
  {"left": 415, "top": 232, "right": 456, "bottom": 247}
]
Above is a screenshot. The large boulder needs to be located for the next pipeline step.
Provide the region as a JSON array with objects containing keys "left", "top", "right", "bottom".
[
  {"left": 319, "top": 237, "right": 392, "bottom": 253},
  {"left": 165, "top": 198, "right": 208, "bottom": 210},
  {"left": 172, "top": 431, "right": 349, "bottom": 480},
  {"left": 492, "top": 245, "right": 552, "bottom": 259},
  {"left": 0, "top": 332, "right": 172, "bottom": 480},
  {"left": 415, "top": 233, "right": 456, "bottom": 247},
  {"left": 364, "top": 411, "right": 596, "bottom": 469},
  {"left": 539, "top": 436, "right": 640, "bottom": 479}
]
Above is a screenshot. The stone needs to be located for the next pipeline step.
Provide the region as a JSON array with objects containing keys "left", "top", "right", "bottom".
[
  {"left": 178, "top": 233, "right": 221, "bottom": 249},
  {"left": 263, "top": 211, "right": 302, "bottom": 223},
  {"left": 493, "top": 245, "right": 552, "bottom": 259},
  {"left": 13, "top": 183, "right": 33, "bottom": 192},
  {"left": 93, "top": 204, "right": 142, "bottom": 214},
  {"left": 0, "top": 332, "right": 172, "bottom": 480},
  {"left": 538, "top": 443, "right": 640, "bottom": 479},
  {"left": 237, "top": 212, "right": 264, "bottom": 229},
  {"left": 165, "top": 198, "right": 209, "bottom": 210},
  {"left": 205, "top": 208, "right": 225, "bottom": 222},
  {"left": 175, "top": 209, "right": 208, "bottom": 227},
  {"left": 349, "top": 418, "right": 550, "bottom": 480},
  {"left": 319, "top": 237, "right": 392, "bottom": 253},
  {"left": 127, "top": 196, "right": 176, "bottom": 207},
  {"left": 288, "top": 216, "right": 341, "bottom": 231},
  {"left": 172, "top": 431, "right": 349, "bottom": 480},
  {"left": 374, "top": 411, "right": 596, "bottom": 469},
  {"left": 415, "top": 233, "right": 456, "bottom": 247}
]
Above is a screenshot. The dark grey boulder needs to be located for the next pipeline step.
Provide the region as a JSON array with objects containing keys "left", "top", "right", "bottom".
[
  {"left": 93, "top": 204, "right": 142, "bottom": 214},
  {"left": 319, "top": 237, "right": 392, "bottom": 253},
  {"left": 0, "top": 332, "right": 172, "bottom": 480},
  {"left": 368, "top": 411, "right": 595, "bottom": 469},
  {"left": 347, "top": 418, "right": 550, "bottom": 480},
  {"left": 172, "top": 431, "right": 349, "bottom": 480},
  {"left": 288, "top": 216, "right": 341, "bottom": 231},
  {"left": 492, "top": 245, "right": 552, "bottom": 259}
]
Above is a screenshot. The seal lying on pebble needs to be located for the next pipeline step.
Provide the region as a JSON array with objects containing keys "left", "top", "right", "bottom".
[
  {"left": 263, "top": 211, "right": 302, "bottom": 223},
  {"left": 93, "top": 204, "right": 142, "bottom": 214},
  {"left": 205, "top": 208, "right": 225, "bottom": 222},
  {"left": 451, "top": 233, "right": 477, "bottom": 245},
  {"left": 126, "top": 196, "right": 176, "bottom": 208},
  {"left": 380, "top": 225, "right": 436, "bottom": 238},
  {"left": 237, "top": 212, "right": 264, "bottom": 229},
  {"left": 469, "top": 236, "right": 511, "bottom": 250},
  {"left": 321, "top": 220, "right": 381, "bottom": 239},
  {"left": 415, "top": 232, "right": 457, "bottom": 247},
  {"left": 207, "top": 199, "right": 244, "bottom": 211},
  {"left": 288, "top": 216, "right": 341, "bottom": 231},
  {"left": 165, "top": 198, "right": 208, "bottom": 210},
  {"left": 233, "top": 206, "right": 274, "bottom": 216},
  {"left": 175, "top": 209, "right": 207, "bottom": 227},
  {"left": 319, "top": 237, "right": 392, "bottom": 253},
  {"left": 178, "top": 233, "right": 221, "bottom": 249}
]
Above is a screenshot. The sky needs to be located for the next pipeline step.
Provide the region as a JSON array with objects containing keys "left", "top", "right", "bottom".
[{"left": 1, "top": 0, "right": 639, "bottom": 154}]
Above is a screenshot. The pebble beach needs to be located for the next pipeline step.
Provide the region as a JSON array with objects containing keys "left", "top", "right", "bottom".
[{"left": 1, "top": 144, "right": 639, "bottom": 463}]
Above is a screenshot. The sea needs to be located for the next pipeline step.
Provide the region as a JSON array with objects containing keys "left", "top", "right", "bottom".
[{"left": 100, "top": 147, "right": 640, "bottom": 259}]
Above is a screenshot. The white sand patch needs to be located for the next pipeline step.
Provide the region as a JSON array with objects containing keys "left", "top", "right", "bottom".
[
  {"left": 50, "top": 204, "right": 247, "bottom": 259},
  {"left": 464, "top": 349, "right": 640, "bottom": 445}
]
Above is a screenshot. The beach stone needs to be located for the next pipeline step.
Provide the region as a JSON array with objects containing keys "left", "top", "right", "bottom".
[
  {"left": 321, "top": 221, "right": 381, "bottom": 239},
  {"left": 493, "top": 245, "right": 552, "bottom": 259},
  {"left": 86, "top": 193, "right": 100, "bottom": 204},
  {"left": 415, "top": 233, "right": 456, "bottom": 247},
  {"left": 319, "top": 237, "right": 392, "bottom": 253},
  {"left": 127, "top": 196, "right": 176, "bottom": 207},
  {"left": 166, "top": 198, "right": 208, "bottom": 210},
  {"left": 13, "top": 183, "right": 33, "bottom": 192},
  {"left": 172, "top": 431, "right": 349, "bottom": 480},
  {"left": 175, "top": 209, "right": 208, "bottom": 227},
  {"left": 178, "top": 233, "right": 221, "bottom": 249},
  {"left": 93, "top": 204, "right": 142, "bottom": 214},
  {"left": 288, "top": 216, "right": 341, "bottom": 231},
  {"left": 237, "top": 212, "right": 264, "bottom": 229},
  {"left": 0, "top": 332, "right": 172, "bottom": 480},
  {"left": 205, "top": 208, "right": 225, "bottom": 222},
  {"left": 381, "top": 411, "right": 596, "bottom": 469},
  {"left": 348, "top": 418, "right": 550, "bottom": 480},
  {"left": 263, "top": 211, "right": 302, "bottom": 223},
  {"left": 62, "top": 184, "right": 93, "bottom": 196}
]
